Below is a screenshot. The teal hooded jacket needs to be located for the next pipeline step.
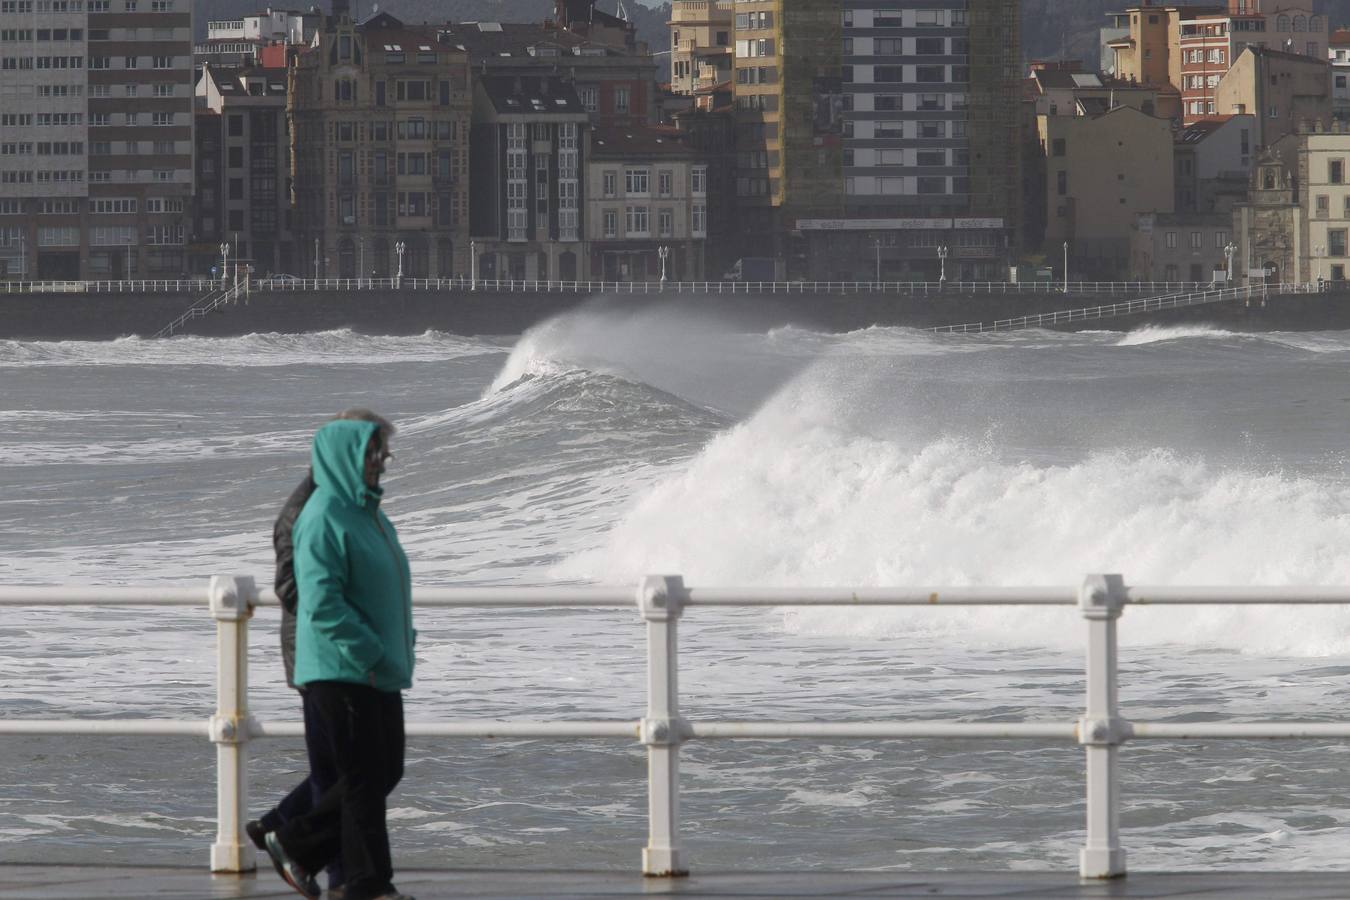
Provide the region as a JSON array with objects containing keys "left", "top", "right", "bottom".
[{"left": 292, "top": 419, "right": 415, "bottom": 692}]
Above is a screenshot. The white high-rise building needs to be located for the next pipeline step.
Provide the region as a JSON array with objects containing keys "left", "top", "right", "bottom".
[{"left": 0, "top": 0, "right": 195, "bottom": 280}]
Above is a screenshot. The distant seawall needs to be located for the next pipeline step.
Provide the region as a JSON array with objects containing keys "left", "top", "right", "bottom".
[{"left": 4, "top": 285, "right": 1349, "bottom": 341}]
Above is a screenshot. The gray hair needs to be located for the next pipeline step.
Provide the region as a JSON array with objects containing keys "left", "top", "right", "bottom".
[{"left": 332, "top": 408, "right": 396, "bottom": 444}]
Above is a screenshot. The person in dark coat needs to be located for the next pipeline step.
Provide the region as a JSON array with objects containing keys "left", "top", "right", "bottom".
[{"left": 248, "top": 409, "right": 394, "bottom": 897}]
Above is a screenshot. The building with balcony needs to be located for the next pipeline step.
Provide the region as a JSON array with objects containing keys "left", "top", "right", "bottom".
[
  {"left": 468, "top": 74, "right": 588, "bottom": 281},
  {"left": 194, "top": 62, "right": 294, "bottom": 275},
  {"left": 288, "top": 8, "right": 471, "bottom": 278},
  {"left": 584, "top": 124, "right": 707, "bottom": 280},
  {"left": 669, "top": 1, "right": 733, "bottom": 95},
  {"left": 0, "top": 0, "right": 194, "bottom": 280}
]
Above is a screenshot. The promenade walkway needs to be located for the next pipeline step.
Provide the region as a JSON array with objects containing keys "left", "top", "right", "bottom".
[{"left": 3, "top": 866, "right": 1349, "bottom": 899}]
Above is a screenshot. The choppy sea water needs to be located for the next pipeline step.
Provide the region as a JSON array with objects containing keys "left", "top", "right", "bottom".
[{"left": 3, "top": 303, "right": 1350, "bottom": 871}]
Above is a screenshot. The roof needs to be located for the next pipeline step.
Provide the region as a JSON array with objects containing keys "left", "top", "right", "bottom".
[
  {"left": 1175, "top": 116, "right": 1236, "bottom": 144},
  {"left": 1237, "top": 44, "right": 1331, "bottom": 66},
  {"left": 1332, "top": 28, "right": 1350, "bottom": 46},
  {"left": 478, "top": 74, "right": 584, "bottom": 116},
  {"left": 198, "top": 63, "right": 289, "bottom": 97},
  {"left": 435, "top": 21, "right": 635, "bottom": 63},
  {"left": 591, "top": 124, "right": 698, "bottom": 159},
  {"left": 1076, "top": 97, "right": 1110, "bottom": 116}
]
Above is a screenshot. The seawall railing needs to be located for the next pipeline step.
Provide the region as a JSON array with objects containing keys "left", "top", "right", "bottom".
[
  {"left": 0, "top": 278, "right": 1259, "bottom": 297},
  {"left": 929, "top": 282, "right": 1320, "bottom": 333},
  {"left": 3, "top": 576, "right": 1349, "bottom": 880}
]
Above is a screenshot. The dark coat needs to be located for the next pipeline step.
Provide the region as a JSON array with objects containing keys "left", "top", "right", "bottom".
[{"left": 274, "top": 472, "right": 316, "bottom": 689}]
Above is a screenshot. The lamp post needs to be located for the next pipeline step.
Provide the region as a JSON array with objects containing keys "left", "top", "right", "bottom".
[
  {"left": 937, "top": 244, "right": 949, "bottom": 289},
  {"left": 395, "top": 240, "right": 406, "bottom": 286},
  {"left": 874, "top": 238, "right": 881, "bottom": 283},
  {"left": 658, "top": 245, "right": 670, "bottom": 283},
  {"left": 1224, "top": 241, "right": 1236, "bottom": 284},
  {"left": 313, "top": 237, "right": 320, "bottom": 280},
  {"left": 18, "top": 230, "right": 25, "bottom": 280},
  {"left": 1315, "top": 243, "right": 1325, "bottom": 286},
  {"left": 220, "top": 242, "right": 230, "bottom": 288},
  {"left": 358, "top": 236, "right": 365, "bottom": 285},
  {"left": 470, "top": 239, "right": 477, "bottom": 290},
  {"left": 1063, "top": 241, "right": 1069, "bottom": 294}
]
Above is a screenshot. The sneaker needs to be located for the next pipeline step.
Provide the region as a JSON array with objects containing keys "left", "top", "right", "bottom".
[
  {"left": 244, "top": 819, "right": 267, "bottom": 852},
  {"left": 263, "top": 831, "right": 321, "bottom": 900}
]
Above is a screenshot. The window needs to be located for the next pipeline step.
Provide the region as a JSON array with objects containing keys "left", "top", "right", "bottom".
[
  {"left": 625, "top": 205, "right": 649, "bottom": 235},
  {"left": 1052, "top": 138, "right": 1066, "bottom": 157},
  {"left": 1215, "top": 231, "right": 1228, "bottom": 249},
  {"left": 1318, "top": 194, "right": 1330, "bottom": 215},
  {"left": 580, "top": 86, "right": 597, "bottom": 112},
  {"left": 691, "top": 166, "right": 706, "bottom": 195},
  {"left": 692, "top": 203, "right": 705, "bottom": 237},
  {"left": 874, "top": 66, "right": 903, "bottom": 83},
  {"left": 615, "top": 86, "right": 630, "bottom": 114},
  {"left": 658, "top": 170, "right": 672, "bottom": 196},
  {"left": 1165, "top": 231, "right": 1178, "bottom": 248},
  {"left": 1190, "top": 231, "right": 1203, "bottom": 249},
  {"left": 1331, "top": 228, "right": 1348, "bottom": 257},
  {"left": 625, "top": 168, "right": 649, "bottom": 195},
  {"left": 658, "top": 208, "right": 672, "bottom": 237},
  {"left": 1056, "top": 170, "right": 1067, "bottom": 196},
  {"left": 1332, "top": 159, "right": 1344, "bottom": 184},
  {"left": 603, "top": 209, "right": 617, "bottom": 238}
]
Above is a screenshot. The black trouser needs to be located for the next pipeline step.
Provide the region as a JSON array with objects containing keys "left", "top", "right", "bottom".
[
  {"left": 275, "top": 681, "right": 405, "bottom": 900},
  {"left": 261, "top": 689, "right": 345, "bottom": 888}
]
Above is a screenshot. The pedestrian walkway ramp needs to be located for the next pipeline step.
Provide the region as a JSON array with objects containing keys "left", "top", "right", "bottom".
[
  {"left": 929, "top": 283, "right": 1308, "bottom": 334},
  {"left": 153, "top": 281, "right": 248, "bottom": 338}
]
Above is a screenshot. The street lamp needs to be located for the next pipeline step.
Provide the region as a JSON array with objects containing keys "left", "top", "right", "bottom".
[
  {"left": 1224, "top": 241, "right": 1237, "bottom": 284},
  {"left": 937, "top": 244, "right": 949, "bottom": 289},
  {"left": 470, "top": 239, "right": 477, "bottom": 290},
  {"left": 1315, "top": 243, "right": 1325, "bottom": 286},
  {"left": 395, "top": 240, "right": 406, "bottom": 285},
  {"left": 358, "top": 236, "right": 365, "bottom": 285},
  {"left": 658, "top": 245, "right": 670, "bottom": 283},
  {"left": 874, "top": 238, "right": 881, "bottom": 283},
  {"left": 220, "top": 242, "right": 230, "bottom": 288},
  {"left": 313, "top": 237, "right": 320, "bottom": 280},
  {"left": 1063, "top": 241, "right": 1069, "bottom": 294}
]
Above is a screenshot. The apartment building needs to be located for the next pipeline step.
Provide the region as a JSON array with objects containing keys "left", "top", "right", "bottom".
[
  {"left": 0, "top": 0, "right": 194, "bottom": 280},
  {"left": 193, "top": 62, "right": 294, "bottom": 274},
  {"left": 468, "top": 74, "right": 588, "bottom": 281},
  {"left": 1331, "top": 28, "right": 1350, "bottom": 122},
  {"left": 1215, "top": 45, "right": 1330, "bottom": 148},
  {"left": 1040, "top": 105, "right": 1175, "bottom": 277},
  {"left": 195, "top": 7, "right": 316, "bottom": 67},
  {"left": 670, "top": 0, "right": 733, "bottom": 95},
  {"left": 1173, "top": 113, "right": 1255, "bottom": 213},
  {"left": 436, "top": 21, "right": 657, "bottom": 131},
  {"left": 1108, "top": 1, "right": 1325, "bottom": 124},
  {"left": 584, "top": 124, "right": 707, "bottom": 280},
  {"left": 1131, "top": 212, "right": 1233, "bottom": 281},
  {"left": 289, "top": 9, "right": 472, "bottom": 278}
]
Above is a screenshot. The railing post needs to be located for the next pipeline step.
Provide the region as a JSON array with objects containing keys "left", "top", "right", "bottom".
[
  {"left": 1078, "top": 573, "right": 1127, "bottom": 879},
  {"left": 637, "top": 575, "right": 689, "bottom": 877},
  {"left": 208, "top": 575, "right": 258, "bottom": 873}
]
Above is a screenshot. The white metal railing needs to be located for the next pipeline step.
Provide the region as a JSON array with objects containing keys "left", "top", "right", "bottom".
[
  {"left": 3, "top": 575, "right": 1350, "bottom": 879},
  {"left": 249, "top": 277, "right": 1243, "bottom": 297},
  {"left": 929, "top": 282, "right": 1321, "bottom": 334},
  {"left": 0, "top": 279, "right": 217, "bottom": 294}
]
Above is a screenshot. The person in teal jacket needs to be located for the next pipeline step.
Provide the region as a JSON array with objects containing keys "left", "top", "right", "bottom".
[{"left": 262, "top": 417, "right": 417, "bottom": 900}]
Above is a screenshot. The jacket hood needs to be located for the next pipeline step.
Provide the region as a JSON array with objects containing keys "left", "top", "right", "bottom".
[{"left": 310, "top": 419, "right": 381, "bottom": 508}]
